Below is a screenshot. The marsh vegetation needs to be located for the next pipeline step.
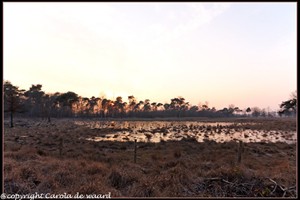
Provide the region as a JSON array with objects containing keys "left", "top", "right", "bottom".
[{"left": 3, "top": 117, "right": 296, "bottom": 197}]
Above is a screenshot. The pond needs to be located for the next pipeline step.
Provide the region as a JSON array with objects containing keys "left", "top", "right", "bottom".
[{"left": 75, "top": 120, "right": 297, "bottom": 144}]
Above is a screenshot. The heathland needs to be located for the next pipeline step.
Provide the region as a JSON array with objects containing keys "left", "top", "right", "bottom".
[{"left": 3, "top": 117, "right": 296, "bottom": 197}]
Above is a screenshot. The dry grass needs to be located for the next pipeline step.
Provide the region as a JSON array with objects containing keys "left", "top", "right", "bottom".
[{"left": 3, "top": 117, "right": 297, "bottom": 197}]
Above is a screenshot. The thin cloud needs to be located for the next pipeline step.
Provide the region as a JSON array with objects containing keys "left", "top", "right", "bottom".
[{"left": 149, "top": 3, "right": 231, "bottom": 44}]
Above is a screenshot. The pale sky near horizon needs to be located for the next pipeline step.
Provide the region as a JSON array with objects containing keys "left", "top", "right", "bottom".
[{"left": 3, "top": 2, "right": 297, "bottom": 111}]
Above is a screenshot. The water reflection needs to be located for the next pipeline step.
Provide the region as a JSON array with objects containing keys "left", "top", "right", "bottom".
[{"left": 75, "top": 120, "right": 296, "bottom": 144}]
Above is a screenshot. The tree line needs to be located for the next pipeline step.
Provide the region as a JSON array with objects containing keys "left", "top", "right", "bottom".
[{"left": 3, "top": 81, "right": 296, "bottom": 127}]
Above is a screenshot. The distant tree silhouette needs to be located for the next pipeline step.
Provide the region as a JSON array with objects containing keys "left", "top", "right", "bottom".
[
  {"left": 188, "top": 105, "right": 199, "bottom": 117},
  {"left": 189, "top": 105, "right": 199, "bottom": 112},
  {"left": 164, "top": 103, "right": 170, "bottom": 111},
  {"left": 4, "top": 81, "right": 26, "bottom": 127},
  {"left": 94, "top": 97, "right": 102, "bottom": 116},
  {"left": 128, "top": 95, "right": 137, "bottom": 116},
  {"left": 251, "top": 107, "right": 261, "bottom": 117},
  {"left": 233, "top": 107, "right": 242, "bottom": 115},
  {"left": 278, "top": 91, "right": 297, "bottom": 116},
  {"left": 260, "top": 108, "right": 267, "bottom": 117},
  {"left": 74, "top": 96, "right": 88, "bottom": 117},
  {"left": 246, "top": 107, "right": 251, "bottom": 116},
  {"left": 136, "top": 101, "right": 144, "bottom": 112},
  {"left": 157, "top": 103, "right": 163, "bottom": 110},
  {"left": 101, "top": 98, "right": 109, "bottom": 118},
  {"left": 4, "top": 80, "right": 279, "bottom": 119},
  {"left": 89, "top": 96, "right": 98, "bottom": 116},
  {"left": 56, "top": 91, "right": 79, "bottom": 117},
  {"left": 106, "top": 99, "right": 114, "bottom": 117},
  {"left": 211, "top": 107, "right": 216, "bottom": 112},
  {"left": 143, "top": 99, "right": 151, "bottom": 112},
  {"left": 170, "top": 97, "right": 188, "bottom": 118},
  {"left": 24, "top": 84, "right": 45, "bottom": 117},
  {"left": 151, "top": 102, "right": 157, "bottom": 111},
  {"left": 218, "top": 107, "right": 230, "bottom": 117},
  {"left": 114, "top": 96, "right": 126, "bottom": 117},
  {"left": 43, "top": 93, "right": 59, "bottom": 122}
]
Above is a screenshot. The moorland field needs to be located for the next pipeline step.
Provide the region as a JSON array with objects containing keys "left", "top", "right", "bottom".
[{"left": 3, "top": 117, "right": 297, "bottom": 197}]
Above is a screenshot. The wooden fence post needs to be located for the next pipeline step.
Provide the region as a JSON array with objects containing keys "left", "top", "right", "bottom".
[
  {"left": 237, "top": 140, "right": 244, "bottom": 164},
  {"left": 134, "top": 139, "right": 137, "bottom": 163}
]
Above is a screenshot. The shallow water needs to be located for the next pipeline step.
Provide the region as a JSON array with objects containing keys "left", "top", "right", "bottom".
[
  {"left": 86, "top": 130, "right": 296, "bottom": 144},
  {"left": 78, "top": 120, "right": 297, "bottom": 144}
]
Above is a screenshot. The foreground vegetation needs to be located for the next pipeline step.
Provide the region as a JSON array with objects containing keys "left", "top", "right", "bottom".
[{"left": 3, "top": 117, "right": 296, "bottom": 197}]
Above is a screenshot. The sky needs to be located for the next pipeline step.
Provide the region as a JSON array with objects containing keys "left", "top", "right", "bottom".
[{"left": 3, "top": 2, "right": 297, "bottom": 111}]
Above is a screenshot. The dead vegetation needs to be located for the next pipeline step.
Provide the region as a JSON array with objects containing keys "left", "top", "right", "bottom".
[{"left": 3, "top": 117, "right": 297, "bottom": 197}]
